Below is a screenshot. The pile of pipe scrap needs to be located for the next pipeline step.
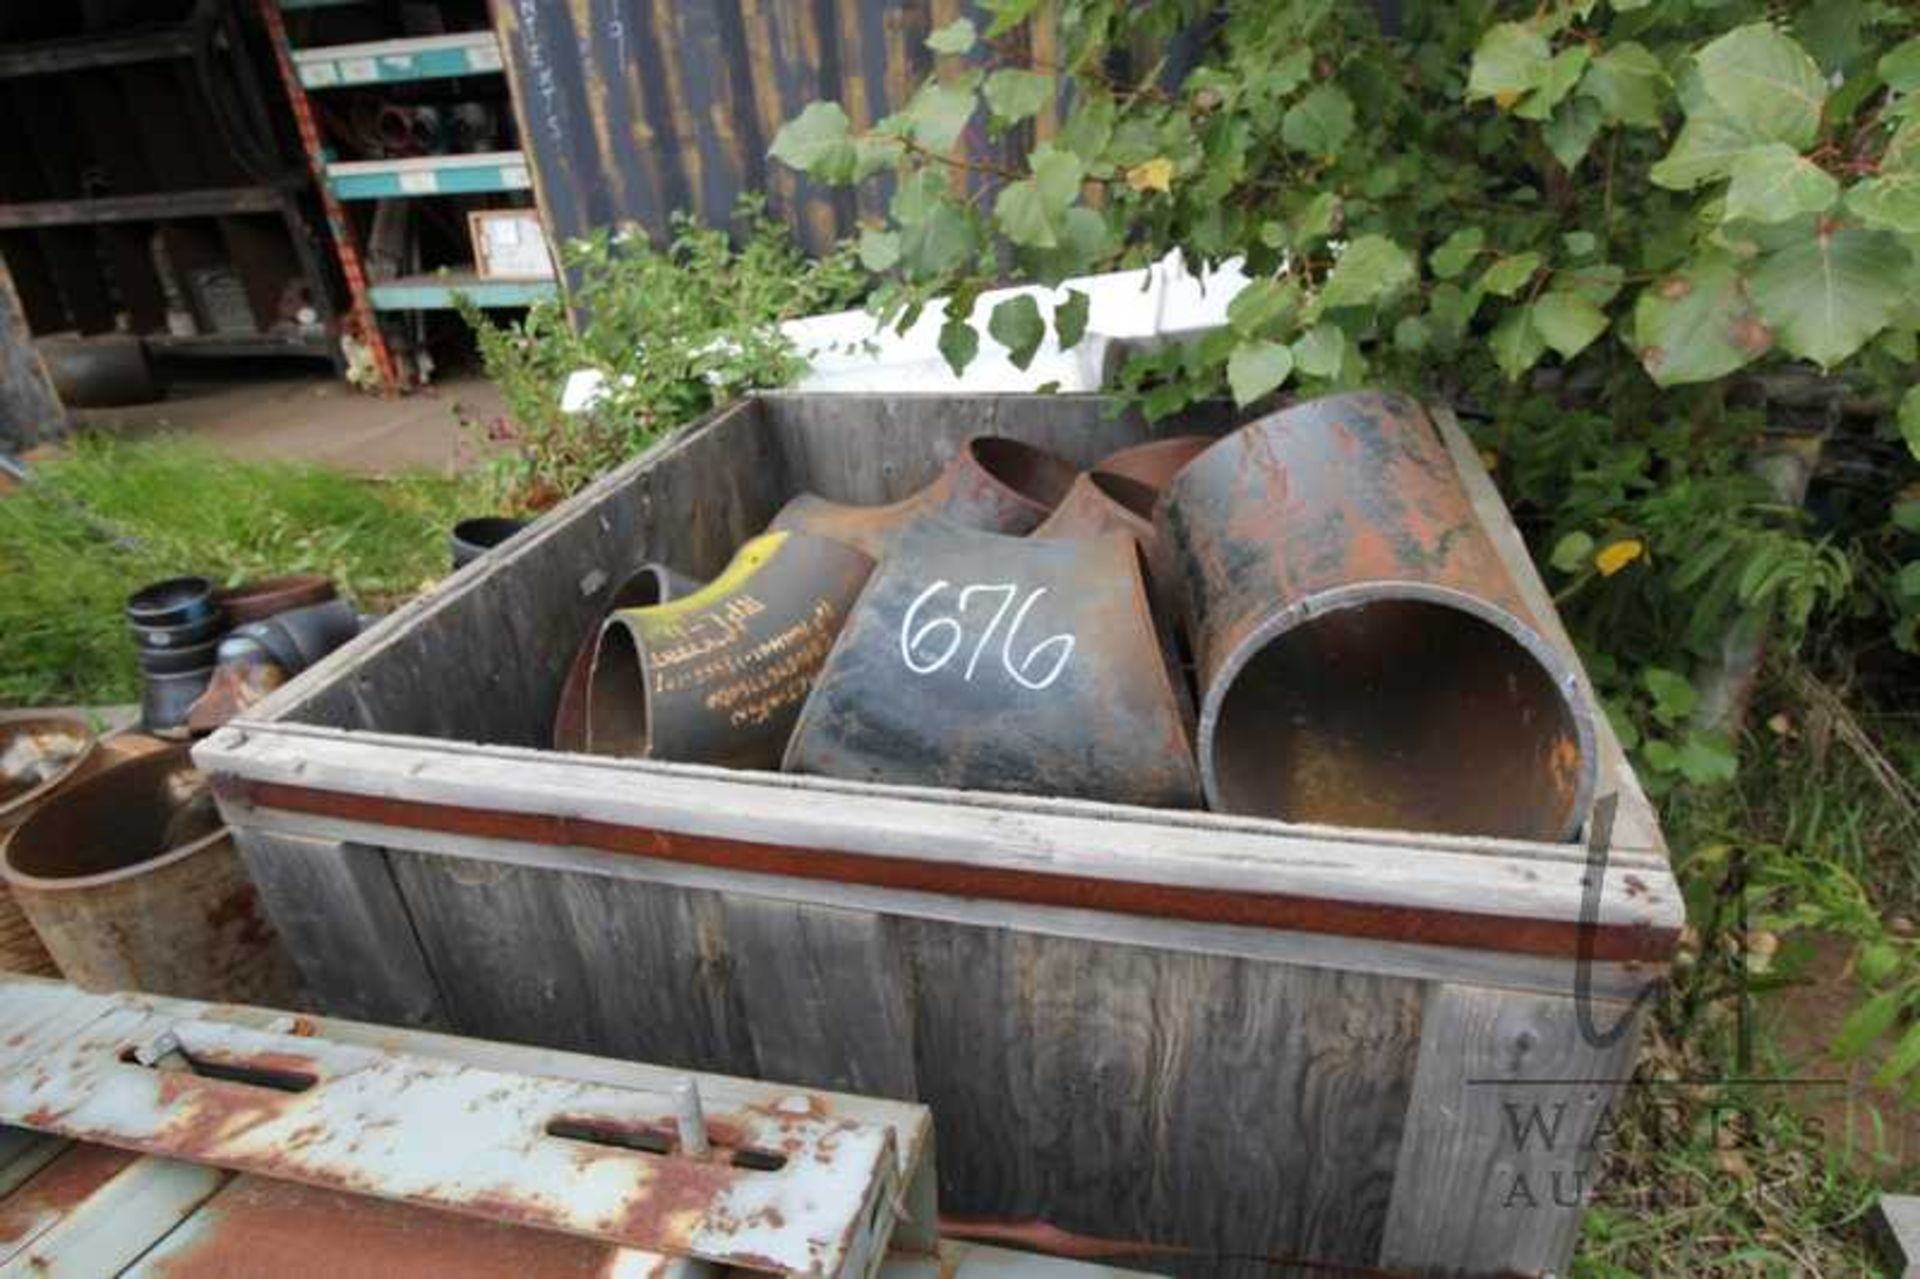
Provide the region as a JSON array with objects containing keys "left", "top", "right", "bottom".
[
  {"left": 122, "top": 575, "right": 356, "bottom": 737},
  {"left": 555, "top": 391, "right": 1597, "bottom": 842},
  {"left": 0, "top": 975, "right": 1154, "bottom": 1279}
]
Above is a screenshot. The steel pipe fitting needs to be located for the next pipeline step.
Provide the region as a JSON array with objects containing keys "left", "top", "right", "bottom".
[
  {"left": 769, "top": 435, "right": 1077, "bottom": 558},
  {"left": 783, "top": 519, "right": 1201, "bottom": 808},
  {"left": 1092, "top": 434, "right": 1214, "bottom": 493},
  {"left": 586, "top": 532, "right": 874, "bottom": 768},
  {"left": 553, "top": 563, "right": 700, "bottom": 752},
  {"left": 1157, "top": 390, "right": 1596, "bottom": 841}
]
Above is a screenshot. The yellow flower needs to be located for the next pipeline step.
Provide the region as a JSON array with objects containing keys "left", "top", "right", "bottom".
[
  {"left": 1125, "top": 157, "right": 1174, "bottom": 194},
  {"left": 1595, "top": 538, "right": 1644, "bottom": 577}
]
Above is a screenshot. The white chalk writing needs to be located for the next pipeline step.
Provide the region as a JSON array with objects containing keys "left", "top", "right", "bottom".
[{"left": 898, "top": 581, "right": 1075, "bottom": 691}]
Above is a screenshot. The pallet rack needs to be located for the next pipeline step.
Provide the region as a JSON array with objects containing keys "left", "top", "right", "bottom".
[{"left": 257, "top": 1, "right": 556, "bottom": 393}]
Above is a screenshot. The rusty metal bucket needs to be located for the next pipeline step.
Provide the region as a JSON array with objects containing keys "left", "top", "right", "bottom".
[
  {"left": 1156, "top": 390, "right": 1596, "bottom": 841},
  {"left": 1, "top": 745, "right": 302, "bottom": 1003},
  {"left": 768, "top": 436, "right": 1077, "bottom": 557},
  {"left": 783, "top": 520, "right": 1201, "bottom": 807},
  {"left": 553, "top": 562, "right": 700, "bottom": 751},
  {"left": 586, "top": 532, "right": 875, "bottom": 768},
  {"left": 0, "top": 719, "right": 171, "bottom": 976},
  {"left": 1093, "top": 435, "right": 1214, "bottom": 493}
]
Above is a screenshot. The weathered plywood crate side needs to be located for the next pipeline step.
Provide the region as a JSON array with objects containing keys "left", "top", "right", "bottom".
[{"left": 199, "top": 393, "right": 1679, "bottom": 1279}]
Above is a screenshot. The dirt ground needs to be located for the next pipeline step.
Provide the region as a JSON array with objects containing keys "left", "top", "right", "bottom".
[
  {"left": 65, "top": 362, "right": 502, "bottom": 475},
  {"left": 1760, "top": 932, "right": 1920, "bottom": 1176}
]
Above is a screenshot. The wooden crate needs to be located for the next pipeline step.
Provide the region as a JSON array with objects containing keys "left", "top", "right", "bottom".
[{"left": 196, "top": 394, "right": 1680, "bottom": 1279}]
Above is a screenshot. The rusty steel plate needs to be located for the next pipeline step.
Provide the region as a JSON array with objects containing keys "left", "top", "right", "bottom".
[{"left": 0, "top": 983, "right": 899, "bottom": 1279}]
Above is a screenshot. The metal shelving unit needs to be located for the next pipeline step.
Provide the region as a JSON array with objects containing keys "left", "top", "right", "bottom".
[
  {"left": 0, "top": 1, "right": 342, "bottom": 374},
  {"left": 326, "top": 150, "right": 532, "bottom": 200},
  {"left": 258, "top": 1, "right": 556, "bottom": 391},
  {"left": 292, "top": 30, "right": 502, "bottom": 86}
]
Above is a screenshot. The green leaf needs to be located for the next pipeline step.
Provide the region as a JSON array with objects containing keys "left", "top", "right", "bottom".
[
  {"left": 1642, "top": 667, "right": 1698, "bottom": 724},
  {"left": 1632, "top": 258, "right": 1773, "bottom": 386},
  {"left": 1431, "top": 227, "right": 1485, "bottom": 280},
  {"left": 899, "top": 203, "right": 976, "bottom": 277},
  {"left": 853, "top": 134, "right": 904, "bottom": 179},
  {"left": 1320, "top": 235, "right": 1415, "bottom": 309},
  {"left": 1428, "top": 280, "right": 1484, "bottom": 338},
  {"left": 1281, "top": 84, "right": 1355, "bottom": 157},
  {"left": 988, "top": 295, "right": 1045, "bottom": 370},
  {"left": 1580, "top": 42, "right": 1666, "bottom": 128},
  {"left": 1676, "top": 732, "right": 1738, "bottom": 785},
  {"left": 1834, "top": 988, "right": 1905, "bottom": 1058},
  {"left": 889, "top": 169, "right": 946, "bottom": 223},
  {"left": 1880, "top": 36, "right": 1920, "bottom": 94},
  {"left": 858, "top": 229, "right": 901, "bottom": 272},
  {"left": 992, "top": 148, "right": 1084, "bottom": 249},
  {"left": 1544, "top": 97, "right": 1605, "bottom": 170},
  {"left": 1694, "top": 23, "right": 1827, "bottom": 150},
  {"left": 1294, "top": 192, "right": 1343, "bottom": 246},
  {"left": 1900, "top": 386, "right": 1920, "bottom": 460},
  {"left": 1054, "top": 289, "right": 1089, "bottom": 349},
  {"left": 983, "top": 69, "right": 1053, "bottom": 126},
  {"left": 1886, "top": 117, "right": 1920, "bottom": 174},
  {"left": 979, "top": 0, "right": 1039, "bottom": 39},
  {"left": 1032, "top": 146, "right": 1084, "bottom": 205},
  {"left": 1055, "top": 94, "right": 1115, "bottom": 163},
  {"left": 769, "top": 102, "right": 856, "bottom": 182},
  {"left": 1227, "top": 340, "right": 1295, "bottom": 406},
  {"left": 1723, "top": 143, "right": 1839, "bottom": 224},
  {"left": 1481, "top": 253, "right": 1542, "bottom": 298},
  {"left": 938, "top": 312, "right": 979, "bottom": 375},
  {"left": 905, "top": 81, "right": 977, "bottom": 151},
  {"left": 1226, "top": 277, "right": 1300, "bottom": 337},
  {"left": 1392, "top": 315, "right": 1430, "bottom": 352},
  {"left": 1641, "top": 739, "right": 1681, "bottom": 774},
  {"left": 1556, "top": 263, "right": 1625, "bottom": 306},
  {"left": 1873, "top": 1020, "right": 1920, "bottom": 1087},
  {"left": 1467, "top": 23, "right": 1551, "bottom": 106},
  {"left": 1563, "top": 231, "right": 1598, "bottom": 258},
  {"left": 1894, "top": 498, "right": 1920, "bottom": 532},
  {"left": 1516, "top": 46, "right": 1591, "bottom": 121},
  {"left": 1857, "top": 941, "right": 1902, "bottom": 987},
  {"left": 1531, "top": 291, "right": 1609, "bottom": 358},
  {"left": 1550, "top": 531, "right": 1594, "bottom": 572},
  {"left": 926, "top": 17, "right": 976, "bottom": 54},
  {"left": 1291, "top": 324, "right": 1344, "bottom": 378},
  {"left": 1651, "top": 104, "right": 1766, "bottom": 190},
  {"left": 1266, "top": 47, "right": 1314, "bottom": 98},
  {"left": 1491, "top": 304, "right": 1546, "bottom": 380},
  {"left": 1847, "top": 174, "right": 1920, "bottom": 234},
  {"left": 1748, "top": 226, "right": 1911, "bottom": 367}
]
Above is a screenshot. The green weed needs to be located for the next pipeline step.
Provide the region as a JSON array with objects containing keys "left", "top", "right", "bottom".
[{"left": 0, "top": 435, "right": 472, "bottom": 708}]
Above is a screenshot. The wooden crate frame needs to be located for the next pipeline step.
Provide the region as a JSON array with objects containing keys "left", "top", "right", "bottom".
[{"left": 196, "top": 393, "right": 1680, "bottom": 1279}]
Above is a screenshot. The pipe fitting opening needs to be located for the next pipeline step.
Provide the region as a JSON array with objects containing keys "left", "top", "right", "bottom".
[
  {"left": 586, "top": 621, "right": 652, "bottom": 757},
  {"left": 1203, "top": 587, "right": 1593, "bottom": 841},
  {"left": 969, "top": 437, "right": 1076, "bottom": 510}
]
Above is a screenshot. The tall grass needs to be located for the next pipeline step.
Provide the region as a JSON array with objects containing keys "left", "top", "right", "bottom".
[{"left": 0, "top": 435, "right": 473, "bottom": 707}]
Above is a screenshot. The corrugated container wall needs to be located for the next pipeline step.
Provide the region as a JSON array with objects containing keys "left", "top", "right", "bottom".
[{"left": 492, "top": 0, "right": 1055, "bottom": 256}]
